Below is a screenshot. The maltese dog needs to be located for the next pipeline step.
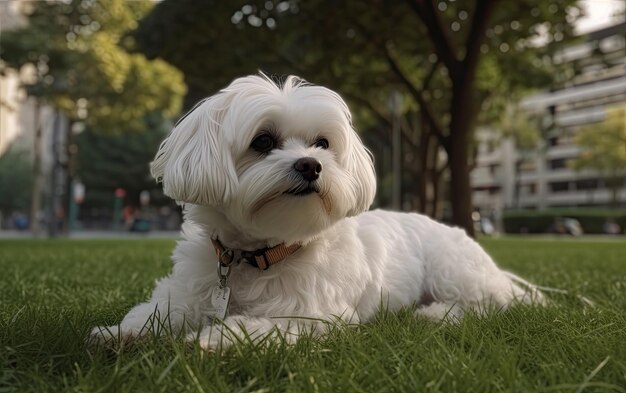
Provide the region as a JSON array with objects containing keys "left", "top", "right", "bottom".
[{"left": 91, "top": 74, "right": 543, "bottom": 350}]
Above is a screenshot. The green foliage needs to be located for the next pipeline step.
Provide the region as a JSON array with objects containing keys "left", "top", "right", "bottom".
[
  {"left": 75, "top": 118, "right": 169, "bottom": 210},
  {"left": 131, "top": 0, "right": 580, "bottom": 129},
  {"left": 498, "top": 104, "right": 542, "bottom": 151},
  {"left": 570, "top": 106, "right": 626, "bottom": 205},
  {"left": 503, "top": 208, "right": 626, "bottom": 233},
  {"left": 1, "top": 238, "right": 626, "bottom": 391},
  {"left": 0, "top": 0, "right": 186, "bottom": 132},
  {"left": 0, "top": 148, "right": 32, "bottom": 215},
  {"left": 130, "top": 0, "right": 582, "bottom": 230},
  {"left": 570, "top": 106, "right": 626, "bottom": 175}
]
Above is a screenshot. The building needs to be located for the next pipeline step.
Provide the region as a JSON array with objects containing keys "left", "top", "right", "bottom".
[
  {"left": 0, "top": 0, "right": 54, "bottom": 159},
  {"left": 0, "top": 0, "right": 65, "bottom": 232},
  {"left": 0, "top": 0, "right": 28, "bottom": 156},
  {"left": 472, "top": 23, "right": 626, "bottom": 214}
]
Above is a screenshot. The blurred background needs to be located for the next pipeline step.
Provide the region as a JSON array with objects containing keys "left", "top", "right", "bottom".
[{"left": 0, "top": 0, "right": 624, "bottom": 239}]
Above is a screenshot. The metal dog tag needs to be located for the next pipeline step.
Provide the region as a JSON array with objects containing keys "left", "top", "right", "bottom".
[{"left": 210, "top": 285, "right": 231, "bottom": 321}]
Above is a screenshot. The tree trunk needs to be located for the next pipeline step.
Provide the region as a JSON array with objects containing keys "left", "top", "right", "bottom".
[
  {"left": 448, "top": 76, "right": 478, "bottom": 237},
  {"left": 415, "top": 111, "right": 447, "bottom": 218},
  {"left": 430, "top": 168, "right": 442, "bottom": 219},
  {"left": 416, "top": 116, "right": 431, "bottom": 213},
  {"left": 408, "top": 0, "right": 496, "bottom": 236},
  {"left": 30, "top": 100, "right": 43, "bottom": 237},
  {"left": 427, "top": 140, "right": 443, "bottom": 218},
  {"left": 48, "top": 111, "right": 62, "bottom": 238},
  {"left": 63, "top": 119, "right": 76, "bottom": 236},
  {"left": 448, "top": 124, "right": 474, "bottom": 236}
]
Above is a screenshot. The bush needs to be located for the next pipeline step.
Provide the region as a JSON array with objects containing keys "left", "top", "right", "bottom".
[
  {"left": 0, "top": 147, "right": 32, "bottom": 216},
  {"left": 503, "top": 208, "right": 626, "bottom": 234}
]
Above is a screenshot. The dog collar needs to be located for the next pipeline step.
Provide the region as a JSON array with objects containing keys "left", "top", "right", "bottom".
[{"left": 211, "top": 238, "right": 301, "bottom": 271}]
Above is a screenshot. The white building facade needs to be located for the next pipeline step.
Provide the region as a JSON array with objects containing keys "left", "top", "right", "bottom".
[
  {"left": 472, "top": 23, "right": 626, "bottom": 213},
  {"left": 0, "top": 0, "right": 51, "bottom": 158},
  {"left": 0, "top": 0, "right": 67, "bottom": 232}
]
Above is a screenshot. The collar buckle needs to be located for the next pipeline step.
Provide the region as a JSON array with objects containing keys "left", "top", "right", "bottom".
[
  {"left": 241, "top": 249, "right": 271, "bottom": 270},
  {"left": 211, "top": 237, "right": 300, "bottom": 271},
  {"left": 218, "top": 248, "right": 235, "bottom": 267}
]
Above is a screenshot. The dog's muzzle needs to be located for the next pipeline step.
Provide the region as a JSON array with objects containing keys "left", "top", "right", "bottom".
[
  {"left": 294, "top": 157, "right": 322, "bottom": 182},
  {"left": 285, "top": 157, "right": 322, "bottom": 196},
  {"left": 285, "top": 181, "right": 321, "bottom": 196}
]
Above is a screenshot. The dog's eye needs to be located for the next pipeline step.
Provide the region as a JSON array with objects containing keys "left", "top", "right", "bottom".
[
  {"left": 314, "top": 138, "right": 329, "bottom": 149},
  {"left": 251, "top": 134, "right": 275, "bottom": 153}
]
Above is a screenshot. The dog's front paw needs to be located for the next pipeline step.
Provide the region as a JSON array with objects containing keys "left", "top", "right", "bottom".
[
  {"left": 186, "top": 325, "right": 232, "bottom": 352},
  {"left": 88, "top": 325, "right": 139, "bottom": 347},
  {"left": 415, "top": 302, "right": 465, "bottom": 322}
]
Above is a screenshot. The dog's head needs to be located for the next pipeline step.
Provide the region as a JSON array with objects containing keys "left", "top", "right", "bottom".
[{"left": 152, "top": 74, "right": 376, "bottom": 242}]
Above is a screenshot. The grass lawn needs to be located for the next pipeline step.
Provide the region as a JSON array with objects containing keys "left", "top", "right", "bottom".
[{"left": 1, "top": 237, "right": 625, "bottom": 392}]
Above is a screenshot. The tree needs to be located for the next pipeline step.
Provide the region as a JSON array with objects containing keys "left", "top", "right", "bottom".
[
  {"left": 131, "top": 0, "right": 449, "bottom": 214},
  {"left": 570, "top": 106, "right": 626, "bottom": 207},
  {"left": 497, "top": 103, "right": 542, "bottom": 208},
  {"left": 1, "top": 0, "right": 186, "bottom": 233},
  {"left": 0, "top": 0, "right": 185, "bottom": 131},
  {"left": 0, "top": 148, "right": 32, "bottom": 224},
  {"left": 363, "top": 0, "right": 579, "bottom": 235},
  {"left": 131, "top": 0, "right": 581, "bottom": 236},
  {"left": 74, "top": 116, "right": 171, "bottom": 215}
]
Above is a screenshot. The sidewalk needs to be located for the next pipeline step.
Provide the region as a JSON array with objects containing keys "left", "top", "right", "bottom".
[{"left": 0, "top": 230, "right": 181, "bottom": 239}]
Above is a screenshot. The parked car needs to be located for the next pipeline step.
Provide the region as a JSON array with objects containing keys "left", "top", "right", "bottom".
[{"left": 550, "top": 217, "right": 583, "bottom": 236}]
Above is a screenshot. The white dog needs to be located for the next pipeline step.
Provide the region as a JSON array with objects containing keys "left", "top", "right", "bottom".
[{"left": 91, "top": 74, "right": 543, "bottom": 350}]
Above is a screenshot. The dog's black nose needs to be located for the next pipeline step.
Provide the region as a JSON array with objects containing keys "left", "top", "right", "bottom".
[{"left": 294, "top": 157, "right": 322, "bottom": 181}]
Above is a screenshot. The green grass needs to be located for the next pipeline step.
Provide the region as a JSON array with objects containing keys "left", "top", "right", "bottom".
[{"left": 1, "top": 238, "right": 625, "bottom": 392}]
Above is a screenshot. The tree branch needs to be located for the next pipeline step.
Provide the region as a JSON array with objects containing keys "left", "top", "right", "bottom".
[
  {"left": 344, "top": 92, "right": 392, "bottom": 127},
  {"left": 407, "top": 0, "right": 461, "bottom": 78},
  {"left": 383, "top": 44, "right": 449, "bottom": 149},
  {"left": 345, "top": 14, "right": 448, "bottom": 149},
  {"left": 400, "top": 115, "right": 420, "bottom": 146},
  {"left": 275, "top": 52, "right": 309, "bottom": 75},
  {"left": 463, "top": 0, "right": 498, "bottom": 70},
  {"left": 423, "top": 59, "right": 440, "bottom": 90}
]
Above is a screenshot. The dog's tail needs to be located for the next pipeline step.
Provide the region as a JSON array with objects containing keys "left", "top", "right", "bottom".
[{"left": 504, "top": 270, "right": 595, "bottom": 307}]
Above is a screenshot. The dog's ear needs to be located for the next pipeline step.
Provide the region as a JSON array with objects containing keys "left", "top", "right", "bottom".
[
  {"left": 346, "top": 129, "right": 377, "bottom": 216},
  {"left": 151, "top": 94, "right": 237, "bottom": 205}
]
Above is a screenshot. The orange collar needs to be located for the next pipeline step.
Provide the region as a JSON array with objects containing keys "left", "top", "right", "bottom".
[{"left": 211, "top": 238, "right": 301, "bottom": 271}]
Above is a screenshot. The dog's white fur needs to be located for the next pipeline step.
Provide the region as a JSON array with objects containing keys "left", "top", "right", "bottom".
[{"left": 91, "top": 75, "right": 543, "bottom": 350}]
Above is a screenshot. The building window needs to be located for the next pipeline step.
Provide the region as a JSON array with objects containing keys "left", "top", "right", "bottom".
[
  {"left": 518, "top": 183, "right": 537, "bottom": 195},
  {"left": 575, "top": 179, "right": 599, "bottom": 191},
  {"left": 488, "top": 186, "right": 501, "bottom": 195},
  {"left": 549, "top": 181, "right": 571, "bottom": 192},
  {"left": 517, "top": 159, "right": 537, "bottom": 172},
  {"left": 548, "top": 158, "right": 569, "bottom": 170},
  {"left": 558, "top": 131, "right": 576, "bottom": 145}
]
